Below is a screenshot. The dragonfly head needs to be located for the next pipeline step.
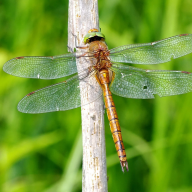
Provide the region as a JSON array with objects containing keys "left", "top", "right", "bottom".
[{"left": 84, "top": 28, "right": 105, "bottom": 44}]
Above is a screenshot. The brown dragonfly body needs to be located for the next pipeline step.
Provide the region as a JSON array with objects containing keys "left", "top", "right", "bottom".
[
  {"left": 87, "top": 33, "right": 128, "bottom": 171},
  {"left": 4, "top": 28, "right": 192, "bottom": 172}
]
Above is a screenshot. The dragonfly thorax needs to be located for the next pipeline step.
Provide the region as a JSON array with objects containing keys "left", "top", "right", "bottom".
[
  {"left": 88, "top": 40, "right": 112, "bottom": 70},
  {"left": 88, "top": 40, "right": 108, "bottom": 53}
]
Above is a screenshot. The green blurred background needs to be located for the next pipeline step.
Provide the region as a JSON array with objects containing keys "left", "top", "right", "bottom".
[{"left": 1, "top": 0, "right": 192, "bottom": 191}]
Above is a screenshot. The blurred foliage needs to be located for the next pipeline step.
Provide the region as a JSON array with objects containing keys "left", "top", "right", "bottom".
[{"left": 1, "top": 0, "right": 192, "bottom": 191}]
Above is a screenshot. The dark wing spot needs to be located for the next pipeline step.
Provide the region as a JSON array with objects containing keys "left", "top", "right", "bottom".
[
  {"left": 179, "top": 34, "right": 189, "bottom": 36},
  {"left": 16, "top": 56, "right": 24, "bottom": 59},
  {"left": 143, "top": 85, "right": 147, "bottom": 89},
  {"left": 182, "top": 71, "right": 191, "bottom": 74},
  {"left": 27, "top": 91, "right": 35, "bottom": 96}
]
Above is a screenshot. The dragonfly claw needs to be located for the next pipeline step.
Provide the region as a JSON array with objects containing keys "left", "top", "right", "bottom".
[{"left": 120, "top": 161, "right": 129, "bottom": 172}]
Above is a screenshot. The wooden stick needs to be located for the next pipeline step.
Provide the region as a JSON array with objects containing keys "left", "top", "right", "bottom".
[{"left": 68, "top": 0, "right": 108, "bottom": 191}]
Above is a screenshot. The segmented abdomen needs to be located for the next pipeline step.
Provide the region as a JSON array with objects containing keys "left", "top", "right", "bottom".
[{"left": 98, "top": 69, "right": 128, "bottom": 172}]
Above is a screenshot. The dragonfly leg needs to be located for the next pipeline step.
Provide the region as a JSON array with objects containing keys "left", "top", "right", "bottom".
[
  {"left": 69, "top": 31, "right": 89, "bottom": 49},
  {"left": 76, "top": 45, "right": 89, "bottom": 49},
  {"left": 67, "top": 45, "right": 75, "bottom": 53}
]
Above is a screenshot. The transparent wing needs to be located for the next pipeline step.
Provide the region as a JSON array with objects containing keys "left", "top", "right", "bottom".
[
  {"left": 18, "top": 70, "right": 102, "bottom": 113},
  {"left": 110, "top": 63, "right": 192, "bottom": 99},
  {"left": 3, "top": 53, "right": 79, "bottom": 79},
  {"left": 109, "top": 34, "right": 192, "bottom": 64}
]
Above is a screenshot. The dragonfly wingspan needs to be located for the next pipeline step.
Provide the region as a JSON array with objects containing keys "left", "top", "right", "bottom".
[
  {"left": 109, "top": 34, "right": 192, "bottom": 64},
  {"left": 110, "top": 64, "right": 192, "bottom": 99},
  {"left": 17, "top": 70, "right": 102, "bottom": 113},
  {"left": 3, "top": 53, "right": 78, "bottom": 79}
]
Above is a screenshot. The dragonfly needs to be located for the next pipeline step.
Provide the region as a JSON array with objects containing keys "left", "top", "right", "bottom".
[{"left": 3, "top": 29, "right": 192, "bottom": 172}]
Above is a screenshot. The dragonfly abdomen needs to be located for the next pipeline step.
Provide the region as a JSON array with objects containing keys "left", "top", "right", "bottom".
[{"left": 98, "top": 69, "right": 128, "bottom": 172}]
